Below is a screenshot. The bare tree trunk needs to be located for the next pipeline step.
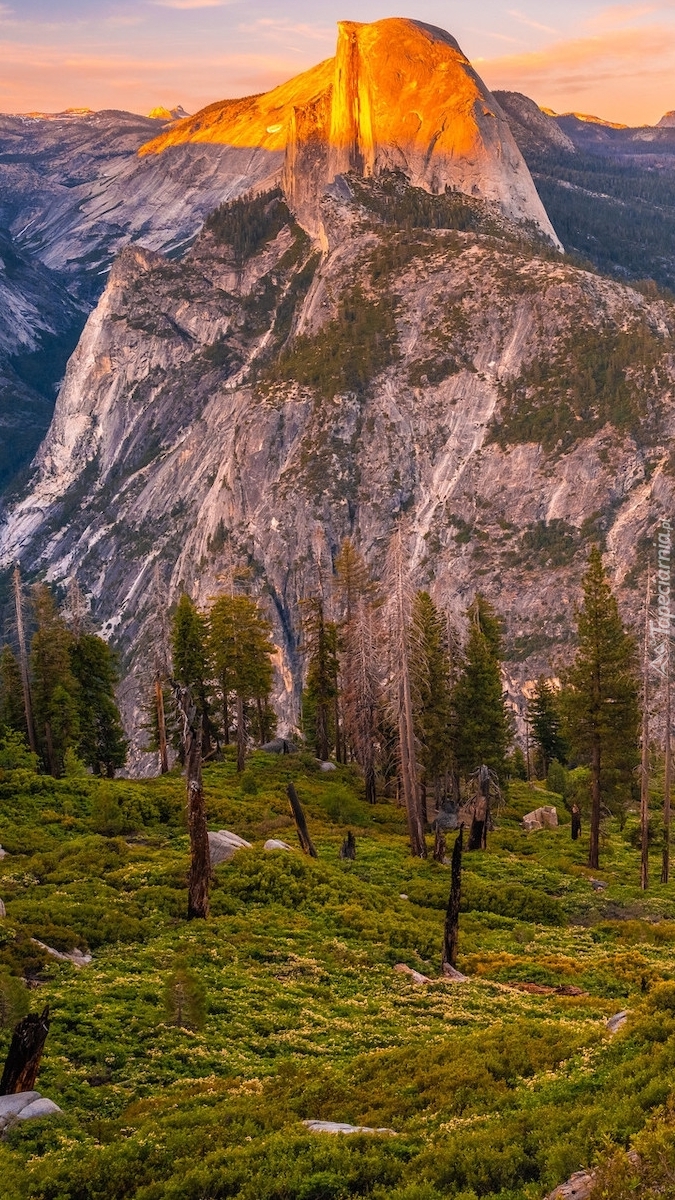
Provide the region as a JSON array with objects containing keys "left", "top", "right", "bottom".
[
  {"left": 173, "top": 683, "right": 211, "bottom": 919},
  {"left": 340, "top": 831, "right": 356, "bottom": 860},
  {"left": 155, "top": 676, "right": 169, "bottom": 775},
  {"left": 392, "top": 530, "right": 426, "bottom": 858},
  {"left": 571, "top": 805, "right": 582, "bottom": 841},
  {"left": 468, "top": 766, "right": 490, "bottom": 851},
  {"left": 443, "top": 829, "right": 463, "bottom": 971},
  {"left": 334, "top": 692, "right": 342, "bottom": 765},
  {"left": 664, "top": 663, "right": 672, "bottom": 885},
  {"left": 0, "top": 1006, "right": 50, "bottom": 1094},
  {"left": 13, "top": 565, "right": 36, "bottom": 754},
  {"left": 589, "top": 739, "right": 601, "bottom": 871},
  {"left": 236, "top": 692, "right": 246, "bottom": 773},
  {"left": 433, "top": 827, "right": 447, "bottom": 863},
  {"left": 287, "top": 782, "right": 317, "bottom": 857},
  {"left": 640, "top": 570, "right": 651, "bottom": 891},
  {"left": 44, "top": 722, "right": 57, "bottom": 777}
]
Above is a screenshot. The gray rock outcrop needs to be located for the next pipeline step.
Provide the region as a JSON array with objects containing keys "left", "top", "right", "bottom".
[
  {"left": 207, "top": 831, "right": 252, "bottom": 865},
  {"left": 0, "top": 1091, "right": 62, "bottom": 1134},
  {"left": 264, "top": 839, "right": 293, "bottom": 852},
  {"left": 522, "top": 806, "right": 559, "bottom": 832},
  {"left": 302, "top": 1119, "right": 396, "bottom": 1135},
  {"left": 606, "top": 1010, "right": 629, "bottom": 1034}
]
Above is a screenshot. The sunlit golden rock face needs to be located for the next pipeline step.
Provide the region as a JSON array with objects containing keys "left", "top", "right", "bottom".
[{"left": 141, "top": 17, "right": 559, "bottom": 244}]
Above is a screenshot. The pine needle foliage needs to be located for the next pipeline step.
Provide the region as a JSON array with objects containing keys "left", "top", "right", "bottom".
[
  {"left": 0, "top": 644, "right": 26, "bottom": 739},
  {"left": 562, "top": 545, "right": 640, "bottom": 868},
  {"left": 454, "top": 595, "right": 510, "bottom": 781},
  {"left": 530, "top": 677, "right": 568, "bottom": 774},
  {"left": 205, "top": 189, "right": 291, "bottom": 264},
  {"left": 163, "top": 962, "right": 207, "bottom": 1031}
]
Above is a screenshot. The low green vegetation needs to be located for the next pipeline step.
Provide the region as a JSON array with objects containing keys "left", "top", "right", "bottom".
[
  {"left": 489, "top": 321, "right": 673, "bottom": 454},
  {"left": 264, "top": 284, "right": 399, "bottom": 400},
  {"left": 205, "top": 190, "right": 292, "bottom": 265},
  {"left": 2, "top": 753, "right": 675, "bottom": 1198}
]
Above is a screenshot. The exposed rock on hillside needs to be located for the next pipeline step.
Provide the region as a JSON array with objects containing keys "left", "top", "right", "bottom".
[
  {"left": 2, "top": 181, "right": 673, "bottom": 756},
  {"left": 142, "top": 19, "right": 560, "bottom": 245}
]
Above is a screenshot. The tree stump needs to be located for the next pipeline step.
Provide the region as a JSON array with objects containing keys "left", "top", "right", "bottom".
[
  {"left": 442, "top": 828, "right": 463, "bottom": 970},
  {"left": 571, "top": 805, "right": 582, "bottom": 841},
  {"left": 0, "top": 1006, "right": 50, "bottom": 1095},
  {"left": 340, "top": 831, "right": 356, "bottom": 860}
]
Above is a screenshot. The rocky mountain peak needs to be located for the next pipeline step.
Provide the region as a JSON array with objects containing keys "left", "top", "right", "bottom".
[
  {"left": 141, "top": 17, "right": 561, "bottom": 246},
  {"left": 658, "top": 111, "right": 675, "bottom": 128}
]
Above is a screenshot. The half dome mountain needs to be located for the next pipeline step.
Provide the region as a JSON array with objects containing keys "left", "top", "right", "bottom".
[{"left": 141, "top": 17, "right": 560, "bottom": 246}]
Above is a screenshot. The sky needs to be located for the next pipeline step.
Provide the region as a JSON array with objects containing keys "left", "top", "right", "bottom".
[{"left": 1, "top": 1, "right": 675, "bottom": 127}]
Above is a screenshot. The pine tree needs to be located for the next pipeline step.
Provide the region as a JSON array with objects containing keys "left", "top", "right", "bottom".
[
  {"left": 30, "top": 585, "right": 80, "bottom": 776},
  {"left": 69, "top": 634, "right": 128, "bottom": 776},
  {"left": 208, "top": 594, "right": 275, "bottom": 771},
  {"left": 410, "top": 591, "right": 455, "bottom": 808},
  {"left": 562, "top": 546, "right": 640, "bottom": 870},
  {"left": 0, "top": 646, "right": 27, "bottom": 740},
  {"left": 454, "top": 595, "right": 510, "bottom": 782},
  {"left": 302, "top": 598, "right": 339, "bottom": 762},
  {"left": 171, "top": 594, "right": 215, "bottom": 754},
  {"left": 530, "top": 677, "right": 567, "bottom": 775}
]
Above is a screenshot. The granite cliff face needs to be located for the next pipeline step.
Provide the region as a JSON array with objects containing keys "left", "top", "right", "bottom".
[
  {"left": 143, "top": 18, "right": 560, "bottom": 246},
  {"left": 2, "top": 175, "right": 673, "bottom": 760}
]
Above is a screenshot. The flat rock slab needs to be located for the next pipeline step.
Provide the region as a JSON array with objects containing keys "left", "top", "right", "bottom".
[
  {"left": 302, "top": 1120, "right": 396, "bottom": 1136},
  {"left": 319, "top": 761, "right": 337, "bottom": 772},
  {"left": 208, "top": 830, "right": 252, "bottom": 865},
  {"left": 16, "top": 1097, "right": 62, "bottom": 1121},
  {"left": 264, "top": 839, "right": 293, "bottom": 852},
  {"left": 522, "top": 805, "right": 558, "bottom": 832},
  {"left": 606, "top": 1010, "right": 629, "bottom": 1033}
]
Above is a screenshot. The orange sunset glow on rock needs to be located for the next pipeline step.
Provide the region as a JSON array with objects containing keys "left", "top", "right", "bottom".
[{"left": 141, "top": 17, "right": 560, "bottom": 244}]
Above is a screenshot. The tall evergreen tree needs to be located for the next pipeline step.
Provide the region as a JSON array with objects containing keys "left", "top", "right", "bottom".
[
  {"left": 562, "top": 546, "right": 640, "bottom": 870},
  {"left": 171, "top": 594, "right": 215, "bottom": 754},
  {"left": 302, "top": 597, "right": 339, "bottom": 762},
  {"left": 70, "top": 634, "right": 128, "bottom": 776},
  {"left": 454, "top": 595, "right": 510, "bottom": 781},
  {"left": 530, "top": 677, "right": 567, "bottom": 775},
  {"left": 410, "top": 591, "right": 455, "bottom": 807},
  {"left": 208, "top": 594, "right": 275, "bottom": 770},
  {"left": 0, "top": 646, "right": 27, "bottom": 739},
  {"left": 30, "top": 585, "right": 79, "bottom": 776}
]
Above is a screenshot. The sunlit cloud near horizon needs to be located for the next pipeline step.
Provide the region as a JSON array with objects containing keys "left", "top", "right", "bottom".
[{"left": 1, "top": 0, "right": 674, "bottom": 125}]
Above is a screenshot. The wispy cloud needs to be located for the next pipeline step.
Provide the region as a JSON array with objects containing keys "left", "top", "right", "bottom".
[
  {"left": 150, "top": 0, "right": 233, "bottom": 8},
  {"left": 507, "top": 9, "right": 560, "bottom": 35},
  {"left": 479, "top": 22, "right": 675, "bottom": 123},
  {"left": 238, "top": 18, "right": 333, "bottom": 44}
]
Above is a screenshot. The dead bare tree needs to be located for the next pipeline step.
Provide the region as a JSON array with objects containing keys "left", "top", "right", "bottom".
[
  {"left": 12, "top": 564, "right": 36, "bottom": 753},
  {"left": 387, "top": 526, "right": 426, "bottom": 858},
  {"left": 640, "top": 569, "right": 651, "bottom": 892},
  {"left": 343, "top": 596, "right": 379, "bottom": 804},
  {"left": 153, "top": 563, "right": 171, "bottom": 774},
  {"left": 0, "top": 1006, "right": 50, "bottom": 1095},
  {"left": 442, "top": 828, "right": 463, "bottom": 973},
  {"left": 287, "top": 782, "right": 318, "bottom": 857},
  {"left": 173, "top": 682, "right": 211, "bottom": 919}
]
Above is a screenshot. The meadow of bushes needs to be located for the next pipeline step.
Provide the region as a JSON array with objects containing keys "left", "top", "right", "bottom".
[{"left": 2, "top": 751, "right": 675, "bottom": 1198}]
